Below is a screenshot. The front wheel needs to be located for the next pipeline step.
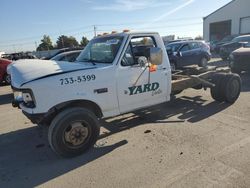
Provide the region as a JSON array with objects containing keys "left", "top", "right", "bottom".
[{"left": 48, "top": 107, "right": 100, "bottom": 158}]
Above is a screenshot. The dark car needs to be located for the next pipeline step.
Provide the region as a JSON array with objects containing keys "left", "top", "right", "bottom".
[
  {"left": 44, "top": 47, "right": 83, "bottom": 60},
  {"left": 219, "top": 35, "right": 250, "bottom": 60},
  {"left": 166, "top": 41, "right": 211, "bottom": 70},
  {"left": 2, "top": 52, "right": 36, "bottom": 61},
  {"left": 213, "top": 34, "right": 239, "bottom": 53},
  {"left": 0, "top": 58, "right": 12, "bottom": 84},
  {"left": 229, "top": 44, "right": 250, "bottom": 74},
  {"left": 51, "top": 50, "right": 82, "bottom": 62}
]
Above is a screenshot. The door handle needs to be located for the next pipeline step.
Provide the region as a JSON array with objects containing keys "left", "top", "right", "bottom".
[{"left": 94, "top": 88, "right": 108, "bottom": 94}]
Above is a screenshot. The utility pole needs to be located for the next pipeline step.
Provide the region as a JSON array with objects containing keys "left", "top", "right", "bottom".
[{"left": 94, "top": 25, "right": 97, "bottom": 37}]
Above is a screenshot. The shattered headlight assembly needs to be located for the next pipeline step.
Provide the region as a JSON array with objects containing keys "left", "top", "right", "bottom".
[{"left": 13, "top": 89, "right": 36, "bottom": 108}]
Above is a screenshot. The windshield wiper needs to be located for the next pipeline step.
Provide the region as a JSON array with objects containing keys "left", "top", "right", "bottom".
[{"left": 77, "top": 59, "right": 111, "bottom": 65}]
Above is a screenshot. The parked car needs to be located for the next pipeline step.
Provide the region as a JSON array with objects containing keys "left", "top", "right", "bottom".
[
  {"left": 166, "top": 41, "right": 211, "bottom": 70},
  {"left": 219, "top": 35, "right": 250, "bottom": 60},
  {"left": 50, "top": 50, "right": 82, "bottom": 62},
  {"left": 0, "top": 58, "right": 12, "bottom": 84},
  {"left": 43, "top": 47, "right": 83, "bottom": 60},
  {"left": 210, "top": 34, "right": 239, "bottom": 53},
  {"left": 2, "top": 52, "right": 37, "bottom": 61},
  {"left": 229, "top": 44, "right": 250, "bottom": 74}
]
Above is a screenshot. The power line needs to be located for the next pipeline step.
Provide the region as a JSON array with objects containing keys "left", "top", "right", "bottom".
[
  {"left": 0, "top": 16, "right": 202, "bottom": 44},
  {"left": 95, "top": 16, "right": 202, "bottom": 27}
]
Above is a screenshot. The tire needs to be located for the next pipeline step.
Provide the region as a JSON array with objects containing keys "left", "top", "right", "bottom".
[
  {"left": 199, "top": 57, "right": 208, "bottom": 68},
  {"left": 4, "top": 74, "right": 11, "bottom": 84},
  {"left": 223, "top": 74, "right": 241, "bottom": 103},
  {"left": 210, "top": 73, "right": 226, "bottom": 102},
  {"left": 48, "top": 107, "right": 100, "bottom": 158},
  {"left": 210, "top": 73, "right": 241, "bottom": 103}
]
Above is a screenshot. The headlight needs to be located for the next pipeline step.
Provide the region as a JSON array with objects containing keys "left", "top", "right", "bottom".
[{"left": 13, "top": 89, "right": 36, "bottom": 108}]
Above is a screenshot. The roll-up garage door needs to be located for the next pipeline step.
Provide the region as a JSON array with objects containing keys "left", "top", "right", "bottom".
[{"left": 240, "top": 16, "right": 250, "bottom": 34}]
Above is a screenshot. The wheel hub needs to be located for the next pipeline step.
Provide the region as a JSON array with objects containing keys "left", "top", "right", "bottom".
[{"left": 64, "top": 122, "right": 89, "bottom": 147}]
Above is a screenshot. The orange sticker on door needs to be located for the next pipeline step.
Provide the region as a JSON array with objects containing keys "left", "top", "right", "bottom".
[{"left": 149, "top": 64, "right": 157, "bottom": 72}]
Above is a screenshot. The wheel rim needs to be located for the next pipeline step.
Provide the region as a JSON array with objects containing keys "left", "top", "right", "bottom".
[
  {"left": 229, "top": 79, "right": 240, "bottom": 99},
  {"left": 5, "top": 74, "right": 11, "bottom": 84},
  {"left": 64, "top": 121, "right": 90, "bottom": 148}
]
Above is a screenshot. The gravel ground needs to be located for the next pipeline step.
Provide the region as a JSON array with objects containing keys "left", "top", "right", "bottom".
[{"left": 0, "top": 60, "right": 250, "bottom": 188}]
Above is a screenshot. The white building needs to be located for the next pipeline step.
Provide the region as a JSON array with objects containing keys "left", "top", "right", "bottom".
[{"left": 203, "top": 0, "right": 250, "bottom": 42}]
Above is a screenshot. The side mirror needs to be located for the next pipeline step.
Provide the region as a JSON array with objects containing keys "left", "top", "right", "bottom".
[
  {"left": 148, "top": 47, "right": 163, "bottom": 65},
  {"left": 178, "top": 51, "right": 182, "bottom": 57}
]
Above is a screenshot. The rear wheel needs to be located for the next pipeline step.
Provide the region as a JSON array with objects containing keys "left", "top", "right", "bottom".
[
  {"left": 48, "top": 107, "right": 100, "bottom": 158},
  {"left": 224, "top": 74, "right": 241, "bottom": 103},
  {"left": 210, "top": 73, "right": 241, "bottom": 103},
  {"left": 210, "top": 73, "right": 226, "bottom": 102}
]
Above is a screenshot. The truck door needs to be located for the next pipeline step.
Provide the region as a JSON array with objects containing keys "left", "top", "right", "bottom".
[{"left": 116, "top": 36, "right": 169, "bottom": 114}]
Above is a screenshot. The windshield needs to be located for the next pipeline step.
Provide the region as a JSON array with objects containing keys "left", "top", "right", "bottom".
[
  {"left": 76, "top": 36, "right": 124, "bottom": 64},
  {"left": 166, "top": 43, "right": 182, "bottom": 52}
]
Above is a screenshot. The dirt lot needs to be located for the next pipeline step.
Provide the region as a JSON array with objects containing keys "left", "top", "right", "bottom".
[{"left": 1, "top": 64, "right": 250, "bottom": 187}]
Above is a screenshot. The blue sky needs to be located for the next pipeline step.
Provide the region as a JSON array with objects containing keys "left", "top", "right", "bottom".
[{"left": 0, "top": 0, "right": 231, "bottom": 53}]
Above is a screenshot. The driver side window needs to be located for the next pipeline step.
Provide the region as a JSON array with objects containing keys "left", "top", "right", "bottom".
[
  {"left": 180, "top": 44, "right": 190, "bottom": 52},
  {"left": 121, "top": 36, "right": 156, "bottom": 66}
]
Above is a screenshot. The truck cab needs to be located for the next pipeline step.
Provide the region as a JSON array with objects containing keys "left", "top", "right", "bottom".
[{"left": 11, "top": 32, "right": 172, "bottom": 157}]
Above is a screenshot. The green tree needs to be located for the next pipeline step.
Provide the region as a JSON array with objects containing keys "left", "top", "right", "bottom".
[
  {"left": 195, "top": 35, "right": 203, "bottom": 40},
  {"left": 56, "top": 35, "right": 79, "bottom": 49},
  {"left": 80, "top": 36, "right": 89, "bottom": 47},
  {"left": 36, "top": 35, "right": 53, "bottom": 51}
]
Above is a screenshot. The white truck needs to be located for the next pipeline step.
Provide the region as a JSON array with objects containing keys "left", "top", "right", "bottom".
[{"left": 11, "top": 31, "right": 241, "bottom": 157}]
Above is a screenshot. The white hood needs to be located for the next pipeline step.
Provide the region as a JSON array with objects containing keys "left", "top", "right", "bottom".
[{"left": 10, "top": 59, "right": 97, "bottom": 87}]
